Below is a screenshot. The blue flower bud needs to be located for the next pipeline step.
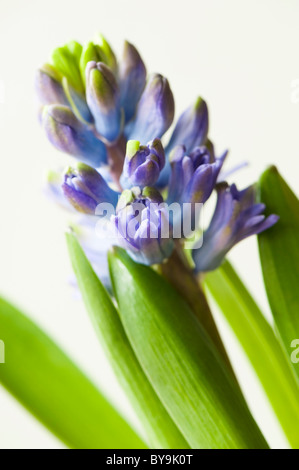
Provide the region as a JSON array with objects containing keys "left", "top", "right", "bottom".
[
  {"left": 167, "top": 145, "right": 225, "bottom": 205},
  {"left": 112, "top": 187, "right": 174, "bottom": 265},
  {"left": 165, "top": 97, "right": 209, "bottom": 156},
  {"left": 42, "top": 104, "right": 107, "bottom": 167},
  {"left": 85, "top": 61, "right": 122, "bottom": 142},
  {"left": 48, "top": 41, "right": 94, "bottom": 123},
  {"left": 36, "top": 65, "right": 93, "bottom": 124},
  {"left": 35, "top": 64, "right": 69, "bottom": 106},
  {"left": 157, "top": 99, "right": 210, "bottom": 188},
  {"left": 193, "top": 183, "right": 279, "bottom": 272},
  {"left": 120, "top": 138, "right": 165, "bottom": 189},
  {"left": 166, "top": 145, "right": 226, "bottom": 236},
  {"left": 62, "top": 163, "right": 119, "bottom": 214},
  {"left": 119, "top": 41, "right": 146, "bottom": 122},
  {"left": 125, "top": 74, "right": 174, "bottom": 142}
]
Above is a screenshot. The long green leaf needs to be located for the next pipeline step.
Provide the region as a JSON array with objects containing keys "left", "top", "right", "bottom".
[
  {"left": 108, "top": 247, "right": 268, "bottom": 449},
  {"left": 66, "top": 232, "right": 189, "bottom": 449},
  {"left": 204, "top": 260, "right": 299, "bottom": 448},
  {"left": 258, "top": 166, "right": 299, "bottom": 380},
  {"left": 0, "top": 296, "right": 145, "bottom": 449}
]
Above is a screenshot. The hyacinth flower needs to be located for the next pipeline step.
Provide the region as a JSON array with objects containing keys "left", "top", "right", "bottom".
[
  {"left": 62, "top": 162, "right": 119, "bottom": 214},
  {"left": 167, "top": 144, "right": 226, "bottom": 235},
  {"left": 42, "top": 105, "right": 107, "bottom": 167},
  {"left": 157, "top": 96, "right": 209, "bottom": 187},
  {"left": 120, "top": 138, "right": 165, "bottom": 189},
  {"left": 36, "top": 36, "right": 175, "bottom": 177},
  {"left": 61, "top": 152, "right": 173, "bottom": 266},
  {"left": 166, "top": 97, "right": 209, "bottom": 156},
  {"left": 61, "top": 163, "right": 120, "bottom": 290},
  {"left": 37, "top": 36, "right": 217, "bottom": 189},
  {"left": 167, "top": 145, "right": 226, "bottom": 205},
  {"left": 37, "top": 35, "right": 278, "bottom": 272},
  {"left": 10, "top": 32, "right": 298, "bottom": 452},
  {"left": 124, "top": 73, "right": 175, "bottom": 142},
  {"left": 119, "top": 41, "right": 147, "bottom": 122},
  {"left": 111, "top": 187, "right": 174, "bottom": 265},
  {"left": 193, "top": 183, "right": 279, "bottom": 272},
  {"left": 85, "top": 61, "right": 122, "bottom": 142}
]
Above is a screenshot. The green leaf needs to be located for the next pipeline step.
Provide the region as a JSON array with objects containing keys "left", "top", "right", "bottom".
[
  {"left": 204, "top": 260, "right": 299, "bottom": 448},
  {"left": 66, "top": 232, "right": 189, "bottom": 449},
  {"left": 108, "top": 247, "right": 268, "bottom": 449},
  {"left": 0, "top": 296, "right": 145, "bottom": 449},
  {"left": 159, "top": 247, "right": 237, "bottom": 378},
  {"left": 258, "top": 166, "right": 299, "bottom": 379}
]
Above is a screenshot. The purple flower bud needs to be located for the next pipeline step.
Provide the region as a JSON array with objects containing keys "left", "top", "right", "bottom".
[
  {"left": 62, "top": 163, "right": 119, "bottom": 214},
  {"left": 166, "top": 97, "right": 209, "bottom": 155},
  {"left": 125, "top": 74, "right": 174, "bottom": 142},
  {"left": 167, "top": 145, "right": 226, "bottom": 236},
  {"left": 35, "top": 65, "right": 68, "bottom": 106},
  {"left": 119, "top": 41, "right": 146, "bottom": 122},
  {"left": 35, "top": 65, "right": 93, "bottom": 124},
  {"left": 193, "top": 183, "right": 279, "bottom": 272},
  {"left": 112, "top": 187, "right": 174, "bottom": 265},
  {"left": 85, "top": 61, "right": 122, "bottom": 142},
  {"left": 42, "top": 104, "right": 107, "bottom": 167},
  {"left": 156, "top": 100, "right": 210, "bottom": 188},
  {"left": 120, "top": 138, "right": 165, "bottom": 189},
  {"left": 167, "top": 145, "right": 225, "bottom": 205}
]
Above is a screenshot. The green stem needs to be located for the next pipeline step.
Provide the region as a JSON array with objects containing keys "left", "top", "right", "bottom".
[{"left": 106, "top": 135, "right": 126, "bottom": 189}]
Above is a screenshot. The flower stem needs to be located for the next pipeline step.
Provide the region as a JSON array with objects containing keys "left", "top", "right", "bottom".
[{"left": 106, "top": 135, "right": 126, "bottom": 189}]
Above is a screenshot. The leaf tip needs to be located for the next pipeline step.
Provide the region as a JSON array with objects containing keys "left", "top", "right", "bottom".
[{"left": 259, "top": 165, "right": 279, "bottom": 183}]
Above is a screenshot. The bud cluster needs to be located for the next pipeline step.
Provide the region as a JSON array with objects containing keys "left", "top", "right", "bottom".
[{"left": 37, "top": 34, "right": 278, "bottom": 273}]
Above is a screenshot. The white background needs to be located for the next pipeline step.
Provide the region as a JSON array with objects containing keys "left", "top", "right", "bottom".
[{"left": 0, "top": 0, "right": 298, "bottom": 449}]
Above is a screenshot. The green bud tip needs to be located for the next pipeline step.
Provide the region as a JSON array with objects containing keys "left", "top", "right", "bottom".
[
  {"left": 126, "top": 140, "right": 140, "bottom": 160},
  {"left": 142, "top": 186, "right": 164, "bottom": 203},
  {"left": 117, "top": 188, "right": 136, "bottom": 211},
  {"left": 194, "top": 96, "right": 204, "bottom": 111}
]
